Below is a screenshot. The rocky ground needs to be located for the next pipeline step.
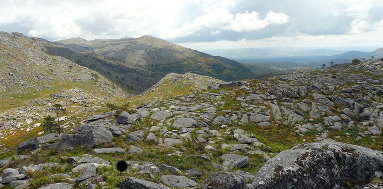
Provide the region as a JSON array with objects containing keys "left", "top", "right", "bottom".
[{"left": 0, "top": 60, "right": 382, "bottom": 188}]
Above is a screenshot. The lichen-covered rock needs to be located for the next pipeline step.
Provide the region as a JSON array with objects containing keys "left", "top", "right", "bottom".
[
  {"left": 118, "top": 177, "right": 169, "bottom": 189},
  {"left": 126, "top": 130, "right": 145, "bottom": 142},
  {"left": 201, "top": 172, "right": 246, "bottom": 189},
  {"left": 249, "top": 139, "right": 383, "bottom": 189},
  {"left": 93, "top": 148, "right": 125, "bottom": 154},
  {"left": 1, "top": 168, "right": 25, "bottom": 184},
  {"left": 128, "top": 145, "right": 143, "bottom": 154},
  {"left": 172, "top": 118, "right": 197, "bottom": 128},
  {"left": 150, "top": 111, "right": 172, "bottom": 121},
  {"left": 76, "top": 163, "right": 97, "bottom": 182},
  {"left": 117, "top": 111, "right": 134, "bottom": 124},
  {"left": 160, "top": 175, "right": 197, "bottom": 188},
  {"left": 39, "top": 183, "right": 74, "bottom": 189},
  {"left": 221, "top": 154, "right": 249, "bottom": 169}
]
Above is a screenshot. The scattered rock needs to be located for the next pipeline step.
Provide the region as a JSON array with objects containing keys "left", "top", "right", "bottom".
[
  {"left": 201, "top": 172, "right": 246, "bottom": 189},
  {"left": 93, "top": 148, "right": 125, "bottom": 154},
  {"left": 126, "top": 130, "right": 145, "bottom": 142},
  {"left": 163, "top": 138, "right": 182, "bottom": 147},
  {"left": 159, "top": 164, "right": 182, "bottom": 175},
  {"left": 150, "top": 111, "right": 172, "bottom": 121},
  {"left": 221, "top": 154, "right": 249, "bottom": 169},
  {"left": 118, "top": 177, "right": 169, "bottom": 189},
  {"left": 128, "top": 145, "right": 143, "bottom": 154},
  {"left": 39, "top": 183, "right": 74, "bottom": 189},
  {"left": 160, "top": 175, "right": 197, "bottom": 189},
  {"left": 1, "top": 168, "right": 25, "bottom": 184},
  {"left": 172, "top": 118, "right": 197, "bottom": 128},
  {"left": 76, "top": 164, "right": 97, "bottom": 182},
  {"left": 117, "top": 111, "right": 134, "bottom": 124}
]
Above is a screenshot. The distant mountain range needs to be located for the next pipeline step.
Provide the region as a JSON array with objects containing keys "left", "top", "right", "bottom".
[{"left": 206, "top": 47, "right": 383, "bottom": 68}]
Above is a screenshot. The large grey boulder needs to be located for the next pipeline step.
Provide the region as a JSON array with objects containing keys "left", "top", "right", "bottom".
[
  {"left": 19, "top": 163, "right": 59, "bottom": 174},
  {"left": 163, "top": 138, "right": 182, "bottom": 147},
  {"left": 10, "top": 180, "right": 28, "bottom": 188},
  {"left": 128, "top": 145, "right": 143, "bottom": 154},
  {"left": 126, "top": 130, "right": 145, "bottom": 142},
  {"left": 76, "top": 164, "right": 97, "bottom": 182},
  {"left": 93, "top": 148, "right": 125, "bottom": 154},
  {"left": 77, "top": 155, "right": 110, "bottom": 165},
  {"left": 18, "top": 138, "right": 39, "bottom": 152},
  {"left": 150, "top": 111, "right": 172, "bottom": 121},
  {"left": 249, "top": 139, "right": 383, "bottom": 189},
  {"left": 160, "top": 175, "right": 197, "bottom": 188},
  {"left": 117, "top": 111, "right": 134, "bottom": 124},
  {"left": 312, "top": 93, "right": 332, "bottom": 105},
  {"left": 56, "top": 125, "right": 113, "bottom": 151},
  {"left": 221, "top": 154, "right": 249, "bottom": 169},
  {"left": 126, "top": 161, "right": 160, "bottom": 175},
  {"left": 172, "top": 118, "right": 197, "bottom": 128},
  {"left": 118, "top": 177, "right": 169, "bottom": 189},
  {"left": 1, "top": 168, "right": 25, "bottom": 184},
  {"left": 39, "top": 183, "right": 74, "bottom": 189},
  {"left": 249, "top": 114, "right": 270, "bottom": 123},
  {"left": 18, "top": 133, "right": 61, "bottom": 152},
  {"left": 213, "top": 116, "right": 227, "bottom": 125},
  {"left": 201, "top": 172, "right": 246, "bottom": 189}
]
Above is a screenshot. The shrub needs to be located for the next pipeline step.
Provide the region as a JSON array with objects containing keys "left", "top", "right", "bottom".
[
  {"left": 352, "top": 59, "right": 361, "bottom": 65},
  {"left": 41, "top": 115, "right": 62, "bottom": 134}
]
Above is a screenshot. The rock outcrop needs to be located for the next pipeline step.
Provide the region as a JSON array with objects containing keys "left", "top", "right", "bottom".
[{"left": 249, "top": 139, "right": 383, "bottom": 189}]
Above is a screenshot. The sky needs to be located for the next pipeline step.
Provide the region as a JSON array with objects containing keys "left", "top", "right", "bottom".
[{"left": 0, "top": 0, "right": 382, "bottom": 51}]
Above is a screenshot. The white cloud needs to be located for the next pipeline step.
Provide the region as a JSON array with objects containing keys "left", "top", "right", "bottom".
[
  {"left": 0, "top": 0, "right": 289, "bottom": 40},
  {"left": 225, "top": 10, "right": 289, "bottom": 32},
  {"left": 167, "top": 9, "right": 289, "bottom": 37},
  {"left": 379, "top": 19, "right": 383, "bottom": 31},
  {"left": 211, "top": 30, "right": 221, "bottom": 35},
  {"left": 0, "top": 0, "right": 381, "bottom": 50},
  {"left": 180, "top": 31, "right": 383, "bottom": 51}
]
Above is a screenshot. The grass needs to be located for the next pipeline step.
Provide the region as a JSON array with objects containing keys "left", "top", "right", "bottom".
[
  {"left": 0, "top": 127, "right": 43, "bottom": 151},
  {"left": 0, "top": 79, "right": 111, "bottom": 113},
  {"left": 112, "top": 80, "right": 195, "bottom": 108}
]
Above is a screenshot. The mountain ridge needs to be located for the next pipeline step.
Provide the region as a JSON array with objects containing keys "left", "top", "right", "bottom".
[{"left": 56, "top": 35, "right": 255, "bottom": 82}]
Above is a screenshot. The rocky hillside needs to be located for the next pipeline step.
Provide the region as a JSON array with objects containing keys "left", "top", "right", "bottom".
[
  {"left": 0, "top": 32, "right": 128, "bottom": 150},
  {"left": 57, "top": 36, "right": 255, "bottom": 82},
  {"left": 0, "top": 59, "right": 382, "bottom": 188}
]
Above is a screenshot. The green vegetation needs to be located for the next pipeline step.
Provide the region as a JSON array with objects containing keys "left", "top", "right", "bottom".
[
  {"left": 148, "top": 55, "right": 255, "bottom": 81},
  {"left": 41, "top": 115, "right": 62, "bottom": 134},
  {"left": 352, "top": 59, "right": 362, "bottom": 64}
]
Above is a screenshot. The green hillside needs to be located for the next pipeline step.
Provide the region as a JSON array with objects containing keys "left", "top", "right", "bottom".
[{"left": 57, "top": 36, "right": 255, "bottom": 82}]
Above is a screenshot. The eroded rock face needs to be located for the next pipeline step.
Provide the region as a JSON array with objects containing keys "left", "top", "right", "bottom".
[
  {"left": 249, "top": 139, "right": 383, "bottom": 189},
  {"left": 56, "top": 125, "right": 113, "bottom": 151}
]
